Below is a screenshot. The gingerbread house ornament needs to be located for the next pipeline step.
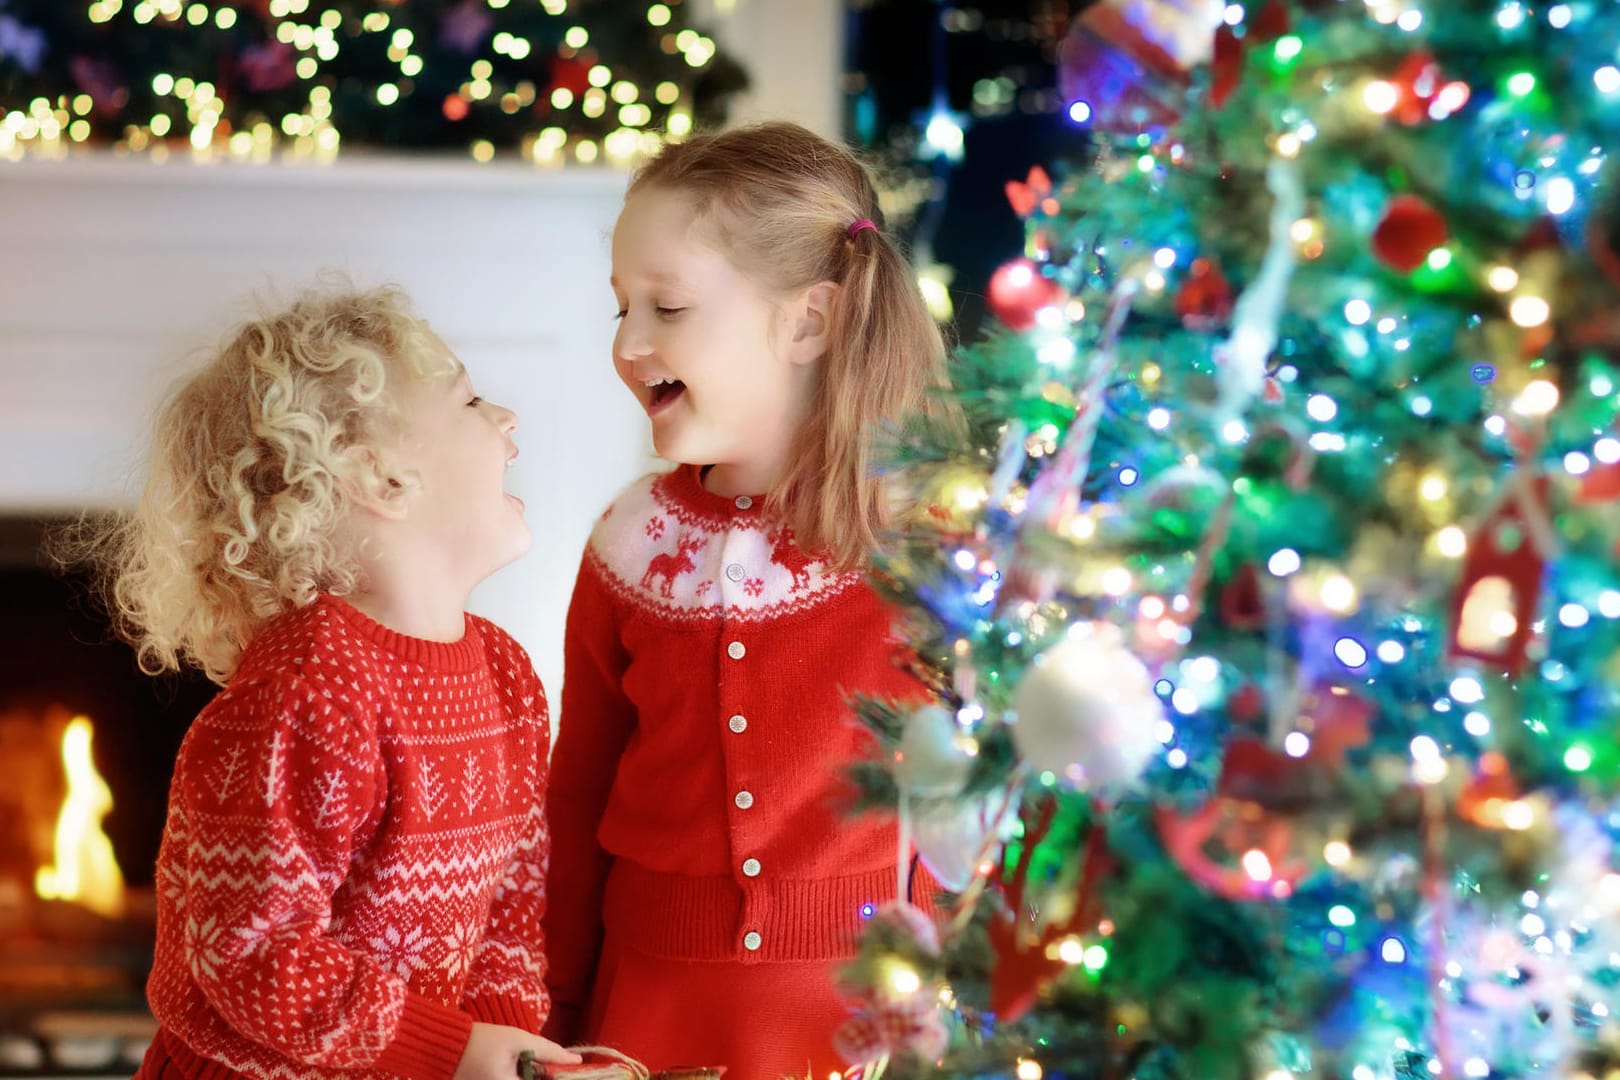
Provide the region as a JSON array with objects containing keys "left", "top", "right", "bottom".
[{"left": 1446, "top": 469, "right": 1559, "bottom": 675}]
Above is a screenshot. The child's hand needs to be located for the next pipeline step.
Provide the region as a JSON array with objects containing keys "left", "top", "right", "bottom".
[{"left": 453, "top": 1023, "right": 581, "bottom": 1080}]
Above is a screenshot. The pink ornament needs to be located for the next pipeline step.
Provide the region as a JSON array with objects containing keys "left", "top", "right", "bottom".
[
  {"left": 1059, "top": 0, "right": 1223, "bottom": 132},
  {"left": 69, "top": 55, "right": 128, "bottom": 116},
  {"left": 237, "top": 40, "right": 297, "bottom": 93},
  {"left": 440, "top": 0, "right": 494, "bottom": 54}
]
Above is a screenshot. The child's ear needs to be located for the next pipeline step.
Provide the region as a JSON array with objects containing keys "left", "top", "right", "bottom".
[
  {"left": 340, "top": 447, "right": 412, "bottom": 521},
  {"left": 787, "top": 281, "right": 839, "bottom": 365}
]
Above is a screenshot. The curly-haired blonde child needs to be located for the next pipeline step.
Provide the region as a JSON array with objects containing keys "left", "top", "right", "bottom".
[{"left": 74, "top": 281, "right": 580, "bottom": 1080}]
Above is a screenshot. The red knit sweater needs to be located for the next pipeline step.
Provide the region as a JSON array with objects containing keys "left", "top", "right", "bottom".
[
  {"left": 137, "top": 594, "right": 551, "bottom": 1080},
  {"left": 543, "top": 465, "right": 937, "bottom": 1071}
]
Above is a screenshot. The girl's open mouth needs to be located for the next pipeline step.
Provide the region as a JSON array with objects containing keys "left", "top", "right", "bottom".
[{"left": 648, "top": 380, "right": 686, "bottom": 411}]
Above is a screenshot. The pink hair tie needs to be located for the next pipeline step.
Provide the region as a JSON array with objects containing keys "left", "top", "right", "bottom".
[{"left": 847, "top": 218, "right": 877, "bottom": 238}]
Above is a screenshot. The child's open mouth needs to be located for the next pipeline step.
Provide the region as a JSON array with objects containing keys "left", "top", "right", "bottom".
[{"left": 647, "top": 379, "right": 687, "bottom": 411}]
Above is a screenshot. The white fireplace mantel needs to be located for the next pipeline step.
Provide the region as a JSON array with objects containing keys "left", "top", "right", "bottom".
[{"left": 0, "top": 153, "right": 654, "bottom": 698}]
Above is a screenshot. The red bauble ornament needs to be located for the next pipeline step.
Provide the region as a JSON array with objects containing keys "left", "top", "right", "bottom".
[
  {"left": 1372, "top": 194, "right": 1449, "bottom": 273},
  {"left": 1174, "top": 257, "right": 1234, "bottom": 328},
  {"left": 988, "top": 259, "right": 1066, "bottom": 331},
  {"left": 1391, "top": 50, "right": 1443, "bottom": 125},
  {"left": 548, "top": 55, "right": 594, "bottom": 97},
  {"left": 1219, "top": 563, "right": 1265, "bottom": 630}
]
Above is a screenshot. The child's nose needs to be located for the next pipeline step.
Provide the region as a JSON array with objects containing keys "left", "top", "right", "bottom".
[
  {"left": 614, "top": 318, "right": 653, "bottom": 361},
  {"left": 492, "top": 402, "right": 518, "bottom": 433}
]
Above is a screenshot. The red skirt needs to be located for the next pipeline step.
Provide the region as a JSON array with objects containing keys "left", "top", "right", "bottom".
[{"left": 586, "top": 930, "right": 851, "bottom": 1080}]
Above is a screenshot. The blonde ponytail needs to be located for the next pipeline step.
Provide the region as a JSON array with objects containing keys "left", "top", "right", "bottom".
[{"left": 628, "top": 121, "right": 955, "bottom": 569}]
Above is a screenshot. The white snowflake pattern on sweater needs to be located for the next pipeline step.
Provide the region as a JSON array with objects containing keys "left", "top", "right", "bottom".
[
  {"left": 589, "top": 469, "right": 863, "bottom": 624},
  {"left": 142, "top": 594, "right": 552, "bottom": 1080}
]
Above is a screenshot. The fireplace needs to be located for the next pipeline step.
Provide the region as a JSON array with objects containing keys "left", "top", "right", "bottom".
[{"left": 0, "top": 517, "right": 216, "bottom": 1076}]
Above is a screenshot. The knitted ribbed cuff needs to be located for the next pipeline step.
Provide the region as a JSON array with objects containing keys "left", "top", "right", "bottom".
[{"left": 372, "top": 993, "right": 475, "bottom": 1080}]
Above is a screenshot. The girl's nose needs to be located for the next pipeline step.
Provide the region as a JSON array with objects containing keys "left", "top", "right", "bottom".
[
  {"left": 614, "top": 316, "right": 653, "bottom": 362},
  {"left": 492, "top": 402, "right": 518, "bottom": 434}
]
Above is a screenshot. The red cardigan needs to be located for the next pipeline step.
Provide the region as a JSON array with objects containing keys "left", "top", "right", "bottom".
[
  {"left": 543, "top": 465, "right": 937, "bottom": 1052},
  {"left": 137, "top": 595, "right": 551, "bottom": 1080}
]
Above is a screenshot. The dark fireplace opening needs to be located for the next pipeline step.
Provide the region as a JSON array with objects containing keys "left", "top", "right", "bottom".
[{"left": 0, "top": 516, "right": 216, "bottom": 1073}]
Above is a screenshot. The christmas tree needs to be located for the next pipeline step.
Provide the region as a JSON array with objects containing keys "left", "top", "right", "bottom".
[
  {"left": 836, "top": 1, "right": 1620, "bottom": 1078},
  {"left": 0, "top": 0, "right": 745, "bottom": 162}
]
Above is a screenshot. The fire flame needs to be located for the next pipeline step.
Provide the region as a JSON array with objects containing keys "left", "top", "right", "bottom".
[{"left": 34, "top": 715, "right": 125, "bottom": 918}]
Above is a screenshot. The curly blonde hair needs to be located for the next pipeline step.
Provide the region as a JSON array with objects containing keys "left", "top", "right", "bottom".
[
  {"left": 628, "top": 121, "right": 956, "bottom": 570},
  {"left": 57, "top": 280, "right": 448, "bottom": 685}
]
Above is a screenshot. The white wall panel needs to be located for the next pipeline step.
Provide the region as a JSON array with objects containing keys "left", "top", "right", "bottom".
[{"left": 0, "top": 155, "right": 657, "bottom": 702}]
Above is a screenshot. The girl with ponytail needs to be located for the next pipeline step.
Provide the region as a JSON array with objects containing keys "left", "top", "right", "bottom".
[{"left": 543, "top": 121, "right": 953, "bottom": 1078}]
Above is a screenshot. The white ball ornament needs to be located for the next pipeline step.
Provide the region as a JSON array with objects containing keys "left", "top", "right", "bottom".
[
  {"left": 1010, "top": 627, "right": 1165, "bottom": 796},
  {"left": 895, "top": 704, "right": 976, "bottom": 798}
]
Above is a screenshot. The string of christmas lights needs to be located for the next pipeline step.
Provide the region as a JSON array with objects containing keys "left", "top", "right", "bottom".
[{"left": 0, "top": 0, "right": 746, "bottom": 164}]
